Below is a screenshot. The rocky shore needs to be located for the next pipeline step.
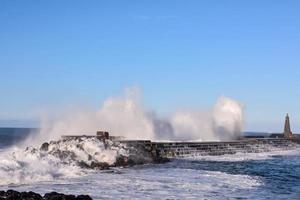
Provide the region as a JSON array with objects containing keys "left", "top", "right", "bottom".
[{"left": 0, "top": 190, "right": 92, "bottom": 200}]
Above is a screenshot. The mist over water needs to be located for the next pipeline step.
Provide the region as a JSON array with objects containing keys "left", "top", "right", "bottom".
[{"left": 31, "top": 88, "right": 244, "bottom": 144}]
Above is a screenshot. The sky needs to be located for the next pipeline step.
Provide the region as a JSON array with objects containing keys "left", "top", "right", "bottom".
[{"left": 1, "top": 1, "right": 300, "bottom": 132}]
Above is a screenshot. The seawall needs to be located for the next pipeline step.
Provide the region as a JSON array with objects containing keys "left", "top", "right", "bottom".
[{"left": 116, "top": 138, "right": 300, "bottom": 159}]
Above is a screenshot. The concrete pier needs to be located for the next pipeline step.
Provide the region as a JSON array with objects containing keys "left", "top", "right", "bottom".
[{"left": 115, "top": 138, "right": 300, "bottom": 159}]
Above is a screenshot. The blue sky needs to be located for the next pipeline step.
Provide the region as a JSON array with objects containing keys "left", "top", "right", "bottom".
[{"left": 1, "top": 1, "right": 300, "bottom": 131}]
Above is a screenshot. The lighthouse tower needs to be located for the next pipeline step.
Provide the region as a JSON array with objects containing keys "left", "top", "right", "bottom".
[{"left": 284, "top": 114, "right": 293, "bottom": 138}]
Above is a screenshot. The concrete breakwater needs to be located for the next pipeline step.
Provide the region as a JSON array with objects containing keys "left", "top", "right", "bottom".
[
  {"left": 116, "top": 138, "right": 300, "bottom": 159},
  {"left": 61, "top": 128, "right": 300, "bottom": 164}
]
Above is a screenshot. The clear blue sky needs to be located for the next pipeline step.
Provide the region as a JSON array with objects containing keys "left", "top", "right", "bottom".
[{"left": 1, "top": 1, "right": 300, "bottom": 131}]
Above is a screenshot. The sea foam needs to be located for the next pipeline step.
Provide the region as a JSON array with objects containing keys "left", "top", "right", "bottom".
[{"left": 0, "top": 138, "right": 130, "bottom": 185}]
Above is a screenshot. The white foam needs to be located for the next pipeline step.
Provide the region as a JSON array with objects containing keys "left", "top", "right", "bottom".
[
  {"left": 0, "top": 138, "right": 129, "bottom": 185},
  {"left": 0, "top": 165, "right": 262, "bottom": 199},
  {"left": 184, "top": 147, "right": 300, "bottom": 162}
]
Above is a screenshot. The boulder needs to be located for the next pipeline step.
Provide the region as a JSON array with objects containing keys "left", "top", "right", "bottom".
[
  {"left": 21, "top": 191, "right": 43, "bottom": 200},
  {"left": 0, "top": 190, "right": 92, "bottom": 200},
  {"left": 6, "top": 190, "right": 21, "bottom": 200},
  {"left": 44, "top": 192, "right": 64, "bottom": 200},
  {"left": 76, "top": 195, "right": 93, "bottom": 200},
  {"left": 90, "top": 161, "right": 110, "bottom": 170},
  {"left": 77, "top": 161, "right": 90, "bottom": 169},
  {"left": 40, "top": 142, "right": 49, "bottom": 151}
]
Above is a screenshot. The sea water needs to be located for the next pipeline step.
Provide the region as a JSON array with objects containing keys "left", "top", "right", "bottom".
[{"left": 0, "top": 128, "right": 299, "bottom": 200}]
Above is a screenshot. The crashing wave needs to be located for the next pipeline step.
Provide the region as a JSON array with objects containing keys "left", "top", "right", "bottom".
[{"left": 0, "top": 137, "right": 153, "bottom": 185}]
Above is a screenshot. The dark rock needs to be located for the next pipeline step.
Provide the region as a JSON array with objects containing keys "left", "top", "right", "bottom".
[
  {"left": 76, "top": 195, "right": 93, "bottom": 200},
  {"left": 64, "top": 195, "right": 76, "bottom": 200},
  {"left": 0, "top": 190, "right": 5, "bottom": 197},
  {"left": 44, "top": 192, "right": 64, "bottom": 200},
  {"left": 51, "top": 150, "right": 75, "bottom": 160},
  {"left": 115, "top": 155, "right": 129, "bottom": 166},
  {"left": 77, "top": 161, "right": 90, "bottom": 168},
  {"left": 153, "top": 157, "right": 170, "bottom": 164},
  {"left": 6, "top": 190, "right": 21, "bottom": 200},
  {"left": 20, "top": 191, "right": 43, "bottom": 200},
  {"left": 90, "top": 161, "right": 110, "bottom": 170},
  {"left": 40, "top": 142, "right": 49, "bottom": 151},
  {"left": 0, "top": 190, "right": 92, "bottom": 200},
  {"left": 115, "top": 154, "right": 155, "bottom": 167},
  {"left": 44, "top": 192, "right": 92, "bottom": 200}
]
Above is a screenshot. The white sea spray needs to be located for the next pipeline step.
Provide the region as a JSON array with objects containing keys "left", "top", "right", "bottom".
[
  {"left": 29, "top": 88, "right": 244, "bottom": 144},
  {"left": 0, "top": 138, "right": 129, "bottom": 185}
]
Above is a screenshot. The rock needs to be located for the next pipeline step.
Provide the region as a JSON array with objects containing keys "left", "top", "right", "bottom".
[
  {"left": 76, "top": 195, "right": 93, "bottom": 200},
  {"left": 40, "top": 142, "right": 49, "bottom": 151},
  {"left": 90, "top": 161, "right": 110, "bottom": 170},
  {"left": 6, "top": 190, "right": 21, "bottom": 200},
  {"left": 44, "top": 192, "right": 64, "bottom": 200},
  {"left": 0, "top": 190, "right": 92, "bottom": 200},
  {"left": 115, "top": 154, "right": 153, "bottom": 167},
  {"left": 77, "top": 161, "right": 90, "bottom": 169},
  {"left": 0, "top": 191, "right": 5, "bottom": 197},
  {"left": 21, "top": 191, "right": 43, "bottom": 200},
  {"left": 44, "top": 192, "right": 89, "bottom": 200},
  {"left": 65, "top": 195, "right": 76, "bottom": 200},
  {"left": 115, "top": 155, "right": 129, "bottom": 166}
]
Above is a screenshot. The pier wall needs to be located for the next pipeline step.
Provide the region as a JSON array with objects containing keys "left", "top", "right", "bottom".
[{"left": 116, "top": 138, "right": 299, "bottom": 159}]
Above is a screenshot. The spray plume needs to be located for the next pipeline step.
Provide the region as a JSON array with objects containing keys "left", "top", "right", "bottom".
[{"left": 30, "top": 88, "right": 244, "bottom": 145}]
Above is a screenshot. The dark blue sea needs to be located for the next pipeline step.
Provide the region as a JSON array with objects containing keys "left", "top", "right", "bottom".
[
  {"left": 0, "top": 128, "right": 300, "bottom": 199},
  {"left": 0, "top": 127, "right": 37, "bottom": 148}
]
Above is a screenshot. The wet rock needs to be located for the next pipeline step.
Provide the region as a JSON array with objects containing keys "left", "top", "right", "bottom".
[
  {"left": 77, "top": 161, "right": 90, "bottom": 168},
  {"left": 40, "top": 142, "right": 49, "bottom": 151},
  {"left": 76, "top": 195, "right": 93, "bottom": 200},
  {"left": 6, "top": 190, "right": 21, "bottom": 200},
  {"left": 21, "top": 191, "right": 43, "bottom": 200},
  {"left": 0, "top": 190, "right": 92, "bottom": 200},
  {"left": 44, "top": 192, "right": 77, "bottom": 200},
  {"left": 0, "top": 190, "right": 43, "bottom": 200},
  {"left": 90, "top": 161, "right": 110, "bottom": 170},
  {"left": 0, "top": 191, "right": 5, "bottom": 197},
  {"left": 50, "top": 149, "right": 76, "bottom": 160},
  {"left": 115, "top": 155, "right": 130, "bottom": 166},
  {"left": 44, "top": 192, "right": 91, "bottom": 200},
  {"left": 115, "top": 153, "right": 157, "bottom": 167}
]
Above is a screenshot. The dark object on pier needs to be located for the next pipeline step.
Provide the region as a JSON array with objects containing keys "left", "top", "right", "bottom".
[
  {"left": 96, "top": 131, "right": 109, "bottom": 140},
  {"left": 62, "top": 131, "right": 125, "bottom": 141},
  {"left": 0, "top": 190, "right": 92, "bottom": 200}
]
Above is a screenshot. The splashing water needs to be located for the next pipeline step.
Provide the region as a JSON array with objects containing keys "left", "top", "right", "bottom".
[
  {"left": 30, "top": 88, "right": 244, "bottom": 144},
  {"left": 0, "top": 138, "right": 131, "bottom": 185}
]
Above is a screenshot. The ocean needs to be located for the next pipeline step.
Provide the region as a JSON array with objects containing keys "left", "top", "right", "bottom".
[{"left": 0, "top": 128, "right": 300, "bottom": 200}]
